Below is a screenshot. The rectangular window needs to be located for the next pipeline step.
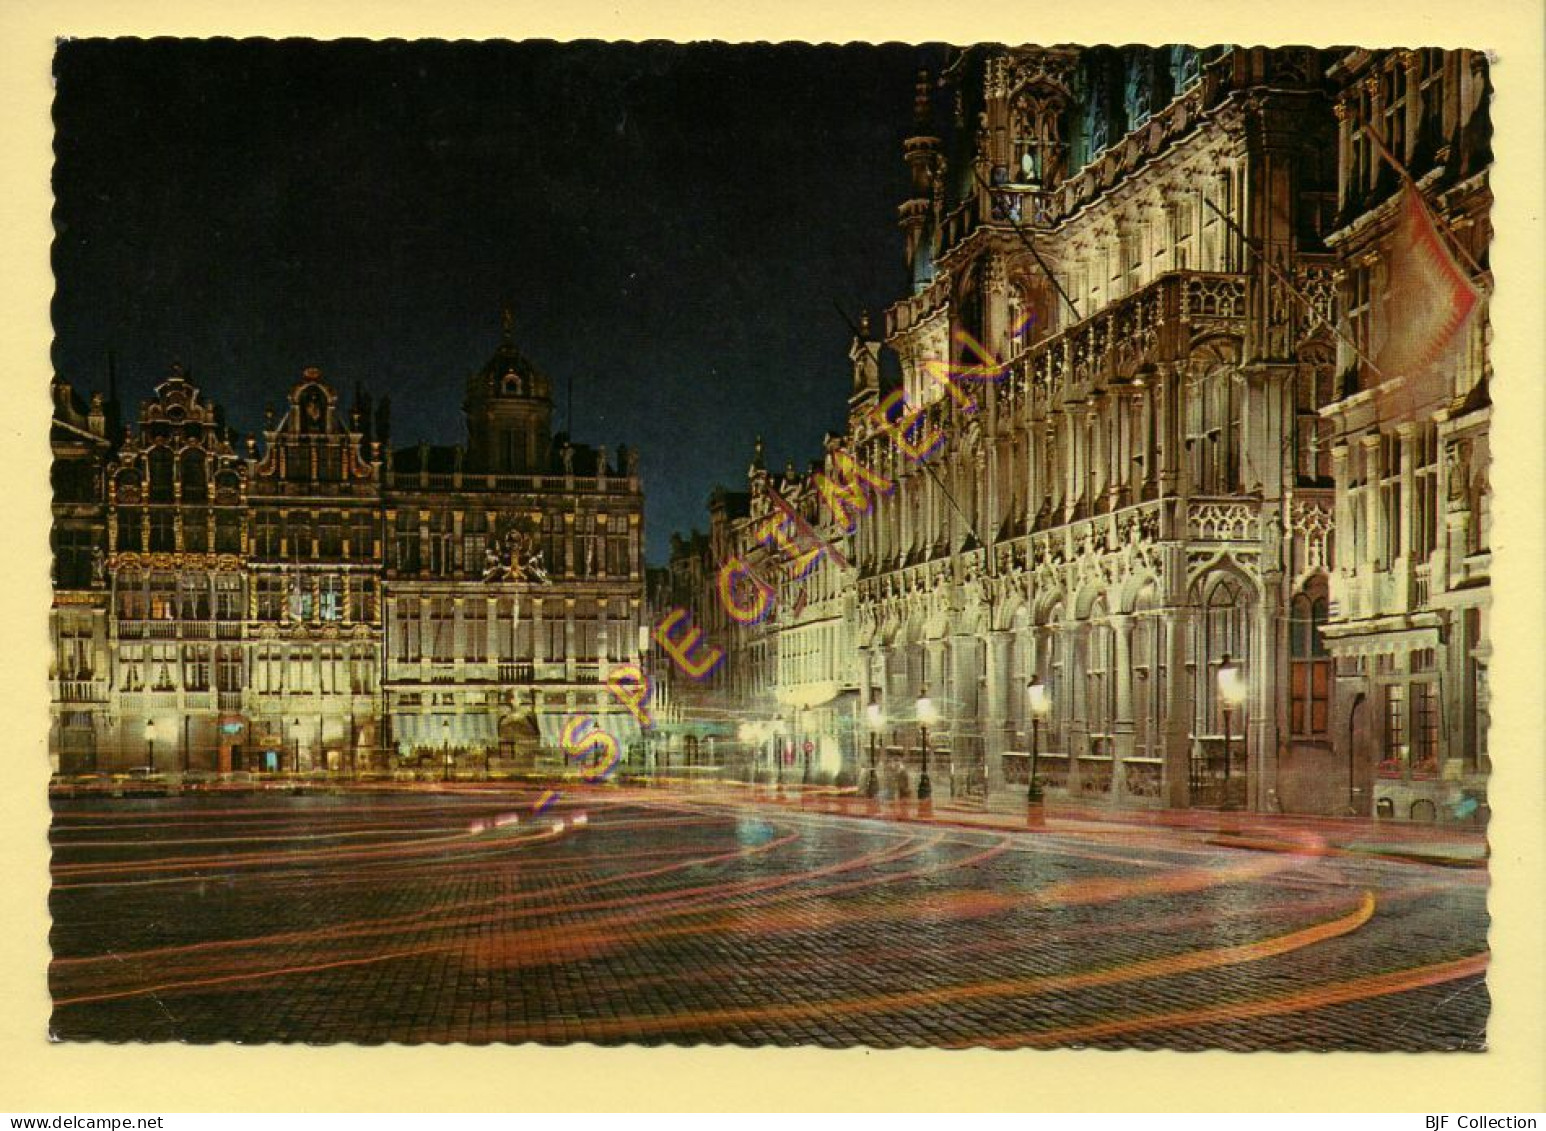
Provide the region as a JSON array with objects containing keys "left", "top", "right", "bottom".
[
  {"left": 318, "top": 513, "right": 343, "bottom": 559},
  {"left": 216, "top": 645, "right": 242, "bottom": 692},
  {"left": 464, "top": 534, "right": 487, "bottom": 574},
  {"left": 396, "top": 600, "right": 421, "bottom": 662},
  {"left": 543, "top": 615, "right": 565, "bottom": 662},
  {"left": 287, "top": 513, "right": 313, "bottom": 561},
  {"left": 149, "top": 573, "right": 177, "bottom": 620},
  {"left": 495, "top": 598, "right": 517, "bottom": 661},
  {"left": 182, "top": 644, "right": 210, "bottom": 691},
  {"left": 256, "top": 575, "right": 285, "bottom": 621},
  {"left": 150, "top": 644, "right": 177, "bottom": 691},
  {"left": 318, "top": 444, "right": 342, "bottom": 482},
  {"left": 350, "top": 646, "right": 373, "bottom": 695},
  {"left": 348, "top": 577, "right": 372, "bottom": 623},
  {"left": 215, "top": 511, "right": 242, "bottom": 554},
  {"left": 149, "top": 510, "right": 176, "bottom": 553},
  {"left": 1412, "top": 680, "right": 1439, "bottom": 767},
  {"left": 319, "top": 575, "right": 343, "bottom": 622},
  {"left": 428, "top": 597, "right": 455, "bottom": 662},
  {"left": 289, "top": 576, "right": 314, "bottom": 622},
  {"left": 394, "top": 512, "right": 420, "bottom": 573},
  {"left": 119, "top": 645, "right": 144, "bottom": 691},
  {"left": 574, "top": 599, "right": 599, "bottom": 661},
  {"left": 179, "top": 575, "right": 210, "bottom": 620},
  {"left": 117, "top": 509, "right": 144, "bottom": 553},
  {"left": 348, "top": 513, "right": 375, "bottom": 561},
  {"left": 253, "top": 512, "right": 280, "bottom": 558},
  {"left": 182, "top": 509, "right": 208, "bottom": 553},
  {"left": 463, "top": 599, "right": 487, "bottom": 662},
  {"left": 214, "top": 574, "right": 242, "bottom": 620}
]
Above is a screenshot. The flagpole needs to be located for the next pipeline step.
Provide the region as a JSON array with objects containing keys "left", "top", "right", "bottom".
[
  {"left": 1201, "top": 196, "right": 1389, "bottom": 383},
  {"left": 1362, "top": 122, "right": 1489, "bottom": 280},
  {"left": 763, "top": 482, "right": 851, "bottom": 571}
]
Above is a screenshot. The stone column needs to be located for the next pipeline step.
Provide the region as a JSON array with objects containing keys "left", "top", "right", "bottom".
[
  {"left": 1065, "top": 617, "right": 1086, "bottom": 795},
  {"left": 1164, "top": 571, "right": 1193, "bottom": 810},
  {"left": 1111, "top": 612, "right": 1135, "bottom": 803},
  {"left": 949, "top": 633, "right": 978, "bottom": 790},
  {"left": 985, "top": 629, "right": 1012, "bottom": 792},
  {"left": 532, "top": 599, "right": 545, "bottom": 665},
  {"left": 1157, "top": 366, "right": 1180, "bottom": 497},
  {"left": 1361, "top": 432, "right": 1382, "bottom": 576}
]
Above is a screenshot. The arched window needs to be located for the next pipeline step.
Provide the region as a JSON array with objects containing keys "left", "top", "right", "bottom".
[
  {"left": 147, "top": 447, "right": 175, "bottom": 503},
  {"left": 1195, "top": 573, "right": 1252, "bottom": 734},
  {"left": 1035, "top": 603, "right": 1065, "bottom": 753},
  {"left": 1084, "top": 599, "right": 1116, "bottom": 744},
  {"left": 1186, "top": 365, "right": 1242, "bottom": 494},
  {"left": 1131, "top": 583, "right": 1165, "bottom": 760}
]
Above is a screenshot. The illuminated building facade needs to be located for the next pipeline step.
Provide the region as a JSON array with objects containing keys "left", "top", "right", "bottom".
[
  {"left": 48, "top": 316, "right": 647, "bottom": 774},
  {"left": 1318, "top": 49, "right": 1493, "bottom": 821},
  {"left": 675, "top": 45, "right": 1491, "bottom": 821}
]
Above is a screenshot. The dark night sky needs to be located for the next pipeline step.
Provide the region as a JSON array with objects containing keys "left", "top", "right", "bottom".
[{"left": 51, "top": 38, "right": 944, "bottom": 562}]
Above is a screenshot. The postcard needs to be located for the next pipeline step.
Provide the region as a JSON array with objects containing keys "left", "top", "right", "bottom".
[{"left": 9, "top": 7, "right": 1544, "bottom": 1114}]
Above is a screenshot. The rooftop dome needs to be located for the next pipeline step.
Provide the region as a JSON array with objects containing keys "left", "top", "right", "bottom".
[{"left": 469, "top": 306, "right": 551, "bottom": 402}]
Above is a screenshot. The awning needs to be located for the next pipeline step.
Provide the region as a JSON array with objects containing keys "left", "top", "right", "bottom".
[
  {"left": 393, "top": 713, "right": 497, "bottom": 749},
  {"left": 776, "top": 681, "right": 844, "bottom": 710},
  {"left": 536, "top": 711, "right": 643, "bottom": 750}
]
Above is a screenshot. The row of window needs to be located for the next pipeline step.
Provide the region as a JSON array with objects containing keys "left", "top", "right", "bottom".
[
  {"left": 388, "top": 597, "right": 635, "bottom": 664},
  {"left": 114, "top": 509, "right": 244, "bottom": 555}
]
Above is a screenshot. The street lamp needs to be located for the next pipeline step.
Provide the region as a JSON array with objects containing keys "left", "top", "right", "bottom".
[
  {"left": 441, "top": 717, "right": 452, "bottom": 782},
  {"left": 864, "top": 693, "right": 884, "bottom": 801},
  {"left": 145, "top": 718, "right": 156, "bottom": 773},
  {"left": 292, "top": 716, "right": 302, "bottom": 775},
  {"left": 801, "top": 708, "right": 812, "bottom": 786},
  {"left": 916, "top": 687, "right": 937, "bottom": 805},
  {"left": 1217, "top": 653, "right": 1247, "bottom": 811},
  {"left": 1027, "top": 676, "right": 1051, "bottom": 813}
]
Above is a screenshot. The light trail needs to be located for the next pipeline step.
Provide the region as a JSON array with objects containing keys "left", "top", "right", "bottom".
[
  {"left": 481, "top": 891, "right": 1379, "bottom": 1041},
  {"left": 977, "top": 952, "right": 1490, "bottom": 1047}
]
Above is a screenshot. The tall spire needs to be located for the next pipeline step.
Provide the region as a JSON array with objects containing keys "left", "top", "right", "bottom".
[{"left": 913, "top": 68, "right": 933, "bottom": 130}]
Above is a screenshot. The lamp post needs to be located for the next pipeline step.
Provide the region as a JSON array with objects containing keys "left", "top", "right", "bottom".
[
  {"left": 1217, "top": 653, "right": 1247, "bottom": 816},
  {"left": 916, "top": 687, "right": 937, "bottom": 809},
  {"left": 864, "top": 693, "right": 883, "bottom": 802},
  {"left": 145, "top": 718, "right": 156, "bottom": 773},
  {"left": 801, "top": 708, "right": 812, "bottom": 786},
  {"left": 1027, "top": 676, "right": 1051, "bottom": 825},
  {"left": 291, "top": 716, "right": 302, "bottom": 775},
  {"left": 441, "top": 717, "right": 452, "bottom": 782}
]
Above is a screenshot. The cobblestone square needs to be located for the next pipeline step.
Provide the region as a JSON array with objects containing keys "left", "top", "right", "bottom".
[{"left": 48, "top": 786, "right": 1489, "bottom": 1049}]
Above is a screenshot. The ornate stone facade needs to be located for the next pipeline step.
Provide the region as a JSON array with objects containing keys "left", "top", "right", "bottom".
[
  {"left": 48, "top": 316, "right": 647, "bottom": 774},
  {"left": 1318, "top": 49, "right": 1493, "bottom": 822},
  {"left": 669, "top": 45, "right": 1490, "bottom": 822}
]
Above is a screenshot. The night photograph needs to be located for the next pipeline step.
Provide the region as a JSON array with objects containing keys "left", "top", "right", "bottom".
[{"left": 45, "top": 36, "right": 1497, "bottom": 1057}]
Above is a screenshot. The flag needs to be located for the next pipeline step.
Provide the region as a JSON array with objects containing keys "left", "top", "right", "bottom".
[{"left": 1374, "top": 185, "right": 1483, "bottom": 422}]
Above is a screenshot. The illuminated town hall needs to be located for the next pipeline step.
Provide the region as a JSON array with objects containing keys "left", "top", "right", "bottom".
[{"left": 656, "top": 45, "right": 1493, "bottom": 824}]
